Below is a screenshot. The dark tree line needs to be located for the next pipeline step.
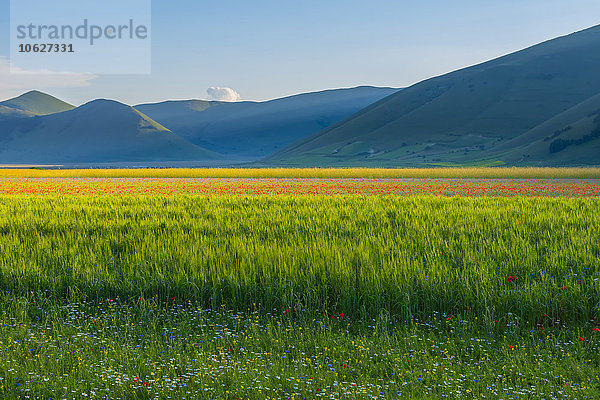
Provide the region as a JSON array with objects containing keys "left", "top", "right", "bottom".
[{"left": 549, "top": 125, "right": 600, "bottom": 153}]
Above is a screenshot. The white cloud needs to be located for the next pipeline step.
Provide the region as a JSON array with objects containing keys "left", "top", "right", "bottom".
[
  {"left": 206, "top": 87, "right": 242, "bottom": 102},
  {"left": 0, "top": 57, "right": 97, "bottom": 100}
]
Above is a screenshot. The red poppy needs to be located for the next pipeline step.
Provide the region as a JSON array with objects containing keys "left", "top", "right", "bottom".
[
  {"left": 133, "top": 377, "right": 140, "bottom": 382},
  {"left": 283, "top": 309, "right": 289, "bottom": 315},
  {"left": 508, "top": 345, "right": 514, "bottom": 350},
  {"left": 494, "top": 320, "right": 499, "bottom": 324},
  {"left": 508, "top": 276, "right": 517, "bottom": 282},
  {"left": 340, "top": 312, "right": 344, "bottom": 318},
  {"left": 578, "top": 337, "right": 584, "bottom": 341},
  {"left": 593, "top": 328, "right": 600, "bottom": 332},
  {"left": 143, "top": 382, "right": 150, "bottom": 387},
  {"left": 343, "top": 363, "right": 348, "bottom": 368}
]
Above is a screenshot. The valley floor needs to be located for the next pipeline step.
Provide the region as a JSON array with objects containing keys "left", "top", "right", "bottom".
[{"left": 0, "top": 169, "right": 598, "bottom": 399}]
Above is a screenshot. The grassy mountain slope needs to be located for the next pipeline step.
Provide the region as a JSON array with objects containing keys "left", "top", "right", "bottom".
[
  {"left": 0, "top": 91, "right": 74, "bottom": 117},
  {"left": 267, "top": 25, "right": 600, "bottom": 167},
  {"left": 493, "top": 93, "right": 600, "bottom": 166},
  {"left": 136, "top": 86, "right": 399, "bottom": 159},
  {"left": 0, "top": 99, "right": 220, "bottom": 163}
]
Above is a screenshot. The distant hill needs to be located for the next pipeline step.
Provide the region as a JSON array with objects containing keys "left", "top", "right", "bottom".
[
  {"left": 267, "top": 25, "right": 600, "bottom": 167},
  {"left": 136, "top": 86, "right": 399, "bottom": 159},
  {"left": 0, "top": 91, "right": 74, "bottom": 118},
  {"left": 0, "top": 99, "right": 220, "bottom": 163}
]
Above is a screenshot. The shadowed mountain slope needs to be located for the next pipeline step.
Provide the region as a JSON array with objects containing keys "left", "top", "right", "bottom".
[
  {"left": 0, "top": 99, "right": 220, "bottom": 163},
  {"left": 136, "top": 86, "right": 399, "bottom": 159},
  {"left": 493, "top": 93, "right": 600, "bottom": 166},
  {"left": 267, "top": 25, "right": 600, "bottom": 167}
]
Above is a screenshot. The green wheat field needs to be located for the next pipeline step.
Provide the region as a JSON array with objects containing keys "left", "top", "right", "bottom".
[{"left": 0, "top": 169, "right": 599, "bottom": 399}]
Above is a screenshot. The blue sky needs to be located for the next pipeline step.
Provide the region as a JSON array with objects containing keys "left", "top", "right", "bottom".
[{"left": 1, "top": 0, "right": 600, "bottom": 105}]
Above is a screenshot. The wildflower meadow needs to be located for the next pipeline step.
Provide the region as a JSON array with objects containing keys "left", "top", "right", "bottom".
[{"left": 0, "top": 169, "right": 599, "bottom": 399}]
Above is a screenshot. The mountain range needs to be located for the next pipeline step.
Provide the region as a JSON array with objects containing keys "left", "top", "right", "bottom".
[
  {"left": 1, "top": 24, "right": 600, "bottom": 167},
  {"left": 0, "top": 97, "right": 217, "bottom": 163},
  {"left": 0, "top": 87, "right": 397, "bottom": 164},
  {"left": 136, "top": 86, "right": 398, "bottom": 159},
  {"left": 267, "top": 25, "right": 600, "bottom": 167}
]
